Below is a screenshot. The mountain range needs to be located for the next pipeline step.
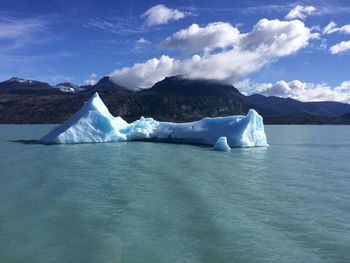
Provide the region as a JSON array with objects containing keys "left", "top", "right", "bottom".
[{"left": 0, "top": 76, "right": 349, "bottom": 124}]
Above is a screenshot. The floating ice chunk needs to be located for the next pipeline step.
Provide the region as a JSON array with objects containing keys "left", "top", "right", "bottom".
[
  {"left": 40, "top": 92, "right": 268, "bottom": 147},
  {"left": 214, "top": 137, "right": 231, "bottom": 151},
  {"left": 40, "top": 93, "right": 128, "bottom": 144}
]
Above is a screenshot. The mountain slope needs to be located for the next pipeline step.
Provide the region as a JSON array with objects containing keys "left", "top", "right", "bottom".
[
  {"left": 0, "top": 76, "right": 256, "bottom": 123},
  {"left": 0, "top": 76, "right": 350, "bottom": 124},
  {"left": 148, "top": 76, "right": 242, "bottom": 95},
  {"left": 134, "top": 76, "right": 257, "bottom": 121},
  {"left": 90, "top": 76, "right": 128, "bottom": 91},
  {"left": 0, "top": 77, "right": 55, "bottom": 93},
  {"left": 248, "top": 94, "right": 350, "bottom": 117}
]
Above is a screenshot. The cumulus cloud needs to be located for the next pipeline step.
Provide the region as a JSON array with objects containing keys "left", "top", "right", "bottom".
[
  {"left": 239, "top": 19, "right": 318, "bottom": 56},
  {"left": 141, "top": 4, "right": 190, "bottom": 26},
  {"left": 329, "top": 40, "right": 350, "bottom": 54},
  {"left": 109, "top": 55, "right": 176, "bottom": 89},
  {"left": 110, "top": 19, "right": 316, "bottom": 89},
  {"left": 160, "top": 22, "right": 240, "bottom": 53},
  {"left": 235, "top": 79, "right": 350, "bottom": 103},
  {"left": 323, "top": 22, "right": 350, "bottom": 54},
  {"left": 285, "top": 5, "right": 316, "bottom": 20},
  {"left": 323, "top": 21, "right": 350, "bottom": 34}
]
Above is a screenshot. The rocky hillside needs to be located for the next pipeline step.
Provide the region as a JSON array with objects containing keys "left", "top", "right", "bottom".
[{"left": 0, "top": 76, "right": 349, "bottom": 124}]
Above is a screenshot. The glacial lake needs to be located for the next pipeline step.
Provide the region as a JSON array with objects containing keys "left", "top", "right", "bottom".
[{"left": 0, "top": 125, "right": 349, "bottom": 263}]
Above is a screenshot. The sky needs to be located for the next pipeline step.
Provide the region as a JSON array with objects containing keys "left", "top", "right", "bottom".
[{"left": 1, "top": 0, "right": 350, "bottom": 102}]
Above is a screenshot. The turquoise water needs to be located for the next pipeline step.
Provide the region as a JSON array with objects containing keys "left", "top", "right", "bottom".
[{"left": 0, "top": 125, "right": 349, "bottom": 263}]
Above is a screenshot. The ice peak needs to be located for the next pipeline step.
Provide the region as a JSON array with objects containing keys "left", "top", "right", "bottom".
[
  {"left": 85, "top": 92, "right": 101, "bottom": 104},
  {"left": 247, "top": 109, "right": 258, "bottom": 116},
  {"left": 92, "top": 92, "right": 100, "bottom": 99},
  {"left": 83, "top": 92, "right": 111, "bottom": 116}
]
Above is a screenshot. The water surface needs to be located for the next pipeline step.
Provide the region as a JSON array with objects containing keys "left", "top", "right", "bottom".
[{"left": 0, "top": 125, "right": 349, "bottom": 263}]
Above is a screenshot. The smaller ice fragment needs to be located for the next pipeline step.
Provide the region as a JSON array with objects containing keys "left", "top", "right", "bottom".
[{"left": 214, "top": 137, "right": 231, "bottom": 151}]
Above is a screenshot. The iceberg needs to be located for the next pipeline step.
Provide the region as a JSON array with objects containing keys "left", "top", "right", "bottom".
[
  {"left": 40, "top": 92, "right": 268, "bottom": 147},
  {"left": 40, "top": 93, "right": 128, "bottom": 144},
  {"left": 214, "top": 137, "right": 231, "bottom": 151}
]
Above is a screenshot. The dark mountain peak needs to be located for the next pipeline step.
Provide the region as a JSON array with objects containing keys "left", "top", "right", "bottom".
[
  {"left": 96, "top": 76, "right": 110, "bottom": 84},
  {"left": 91, "top": 76, "right": 127, "bottom": 91},
  {"left": 146, "top": 75, "right": 241, "bottom": 95},
  {"left": 0, "top": 77, "right": 53, "bottom": 91}
]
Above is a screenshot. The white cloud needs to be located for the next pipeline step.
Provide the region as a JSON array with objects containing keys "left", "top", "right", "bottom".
[
  {"left": 236, "top": 79, "right": 350, "bottom": 103},
  {"left": 136, "top": 37, "right": 151, "bottom": 44},
  {"left": 324, "top": 22, "right": 350, "bottom": 54},
  {"left": 329, "top": 40, "right": 350, "bottom": 54},
  {"left": 85, "top": 79, "right": 97, "bottom": 85},
  {"left": 109, "top": 55, "right": 176, "bottom": 89},
  {"left": 233, "top": 79, "right": 251, "bottom": 95},
  {"left": 323, "top": 21, "right": 336, "bottom": 34},
  {"left": 323, "top": 21, "right": 350, "bottom": 34},
  {"left": 0, "top": 18, "right": 46, "bottom": 39},
  {"left": 285, "top": 5, "right": 316, "bottom": 20},
  {"left": 316, "top": 4, "right": 350, "bottom": 16},
  {"left": 86, "top": 18, "right": 143, "bottom": 35},
  {"left": 110, "top": 19, "right": 316, "bottom": 89},
  {"left": 252, "top": 80, "right": 307, "bottom": 97},
  {"left": 246, "top": 3, "right": 350, "bottom": 17},
  {"left": 238, "top": 19, "right": 318, "bottom": 56},
  {"left": 141, "top": 4, "right": 190, "bottom": 26},
  {"left": 337, "top": 80, "right": 350, "bottom": 92},
  {"left": 319, "top": 38, "right": 328, "bottom": 49},
  {"left": 0, "top": 17, "right": 48, "bottom": 51},
  {"left": 160, "top": 22, "right": 240, "bottom": 53},
  {"left": 84, "top": 73, "right": 98, "bottom": 85}
]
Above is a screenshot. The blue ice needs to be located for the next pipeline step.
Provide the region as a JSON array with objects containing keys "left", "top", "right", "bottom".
[{"left": 40, "top": 93, "right": 268, "bottom": 147}]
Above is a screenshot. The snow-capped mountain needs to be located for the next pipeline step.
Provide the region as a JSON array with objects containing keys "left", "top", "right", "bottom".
[
  {"left": 55, "top": 82, "right": 95, "bottom": 93},
  {"left": 54, "top": 82, "right": 80, "bottom": 93},
  {"left": 8, "top": 77, "right": 34, "bottom": 84}
]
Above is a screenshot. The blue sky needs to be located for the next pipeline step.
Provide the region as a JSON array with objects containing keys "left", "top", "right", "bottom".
[{"left": 1, "top": 0, "right": 350, "bottom": 101}]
